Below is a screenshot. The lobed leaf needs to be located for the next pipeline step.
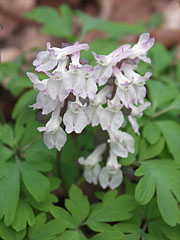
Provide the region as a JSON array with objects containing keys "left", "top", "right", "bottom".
[
  {"left": 86, "top": 192, "right": 137, "bottom": 225},
  {"left": 12, "top": 200, "right": 35, "bottom": 232},
  {"left": 19, "top": 161, "right": 50, "bottom": 202},
  {"left": 24, "top": 5, "right": 74, "bottom": 40},
  {"left": 155, "top": 120, "right": 180, "bottom": 163},
  {"left": 65, "top": 185, "right": 90, "bottom": 226},
  {"left": 135, "top": 159, "right": 180, "bottom": 226},
  {"left": 0, "top": 163, "right": 20, "bottom": 226}
]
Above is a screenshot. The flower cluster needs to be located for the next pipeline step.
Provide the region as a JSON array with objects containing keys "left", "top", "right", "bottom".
[{"left": 27, "top": 33, "right": 154, "bottom": 189}]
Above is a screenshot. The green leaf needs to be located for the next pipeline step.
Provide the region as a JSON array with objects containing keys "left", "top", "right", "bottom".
[
  {"left": 146, "top": 198, "right": 161, "bottom": 220},
  {"left": 0, "top": 124, "right": 15, "bottom": 148},
  {"left": 135, "top": 159, "right": 180, "bottom": 226},
  {"left": 19, "top": 114, "right": 40, "bottom": 147},
  {"left": 0, "top": 163, "right": 20, "bottom": 226},
  {"left": 150, "top": 43, "right": 173, "bottom": 74},
  {"left": 143, "top": 121, "right": 161, "bottom": 144},
  {"left": 148, "top": 218, "right": 180, "bottom": 240},
  {"left": 120, "top": 154, "right": 136, "bottom": 166},
  {"left": 49, "top": 176, "right": 61, "bottom": 191},
  {"left": 138, "top": 137, "right": 165, "bottom": 161},
  {"left": 0, "top": 222, "right": 26, "bottom": 240},
  {"left": 24, "top": 5, "right": 74, "bottom": 40},
  {"left": 87, "top": 222, "right": 112, "bottom": 232},
  {"left": 12, "top": 89, "right": 37, "bottom": 119},
  {"left": 29, "top": 213, "right": 66, "bottom": 240},
  {"left": 57, "top": 230, "right": 87, "bottom": 240},
  {"left": 50, "top": 206, "right": 77, "bottom": 229},
  {"left": 148, "top": 13, "right": 163, "bottom": 29},
  {"left": 91, "top": 230, "right": 124, "bottom": 240},
  {"left": 26, "top": 194, "right": 58, "bottom": 212},
  {"left": 24, "top": 134, "right": 56, "bottom": 166},
  {"left": 166, "top": 94, "right": 180, "bottom": 112},
  {"left": 76, "top": 10, "right": 145, "bottom": 39},
  {"left": 86, "top": 192, "right": 137, "bottom": 225},
  {"left": 155, "top": 120, "right": 180, "bottom": 163},
  {"left": 19, "top": 161, "right": 50, "bottom": 202},
  {"left": 113, "top": 223, "right": 142, "bottom": 240},
  {"left": 0, "top": 55, "right": 32, "bottom": 96},
  {"left": 65, "top": 185, "right": 90, "bottom": 226},
  {"left": 12, "top": 199, "right": 35, "bottom": 231},
  {"left": 0, "top": 145, "right": 14, "bottom": 162},
  {"left": 147, "top": 80, "right": 177, "bottom": 110}
]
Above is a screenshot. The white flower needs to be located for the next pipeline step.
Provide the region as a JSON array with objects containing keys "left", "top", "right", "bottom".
[
  {"left": 113, "top": 64, "right": 152, "bottom": 108},
  {"left": 63, "top": 50, "right": 98, "bottom": 99},
  {"left": 37, "top": 103, "right": 67, "bottom": 151},
  {"left": 33, "top": 42, "right": 89, "bottom": 72},
  {"left": 92, "top": 44, "right": 131, "bottom": 86},
  {"left": 28, "top": 35, "right": 154, "bottom": 190},
  {"left": 129, "top": 33, "right": 155, "bottom": 63},
  {"left": 99, "top": 151, "right": 123, "bottom": 189},
  {"left": 63, "top": 98, "right": 89, "bottom": 133},
  {"left": 99, "top": 100, "right": 124, "bottom": 131},
  {"left": 83, "top": 164, "right": 101, "bottom": 185},
  {"left": 31, "top": 92, "right": 58, "bottom": 115},
  {"left": 80, "top": 67, "right": 99, "bottom": 100},
  {"left": 78, "top": 143, "right": 106, "bottom": 184},
  {"left": 86, "top": 86, "right": 112, "bottom": 126},
  {"left": 27, "top": 72, "right": 48, "bottom": 92},
  {"left": 86, "top": 105, "right": 103, "bottom": 127},
  {"left": 108, "top": 130, "right": 135, "bottom": 158},
  {"left": 128, "top": 116, "right": 140, "bottom": 135},
  {"left": 128, "top": 102, "right": 151, "bottom": 135},
  {"left": 37, "top": 103, "right": 61, "bottom": 133},
  {"left": 120, "top": 62, "right": 152, "bottom": 86},
  {"left": 131, "top": 101, "right": 151, "bottom": 117},
  {"left": 46, "top": 71, "right": 68, "bottom": 102},
  {"left": 43, "top": 126, "right": 67, "bottom": 151}
]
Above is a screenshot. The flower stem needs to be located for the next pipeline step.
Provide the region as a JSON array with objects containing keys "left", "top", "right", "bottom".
[
  {"left": 22, "top": 134, "right": 42, "bottom": 151},
  {"left": 57, "top": 150, "right": 68, "bottom": 197},
  {"left": 151, "top": 106, "right": 172, "bottom": 118}
]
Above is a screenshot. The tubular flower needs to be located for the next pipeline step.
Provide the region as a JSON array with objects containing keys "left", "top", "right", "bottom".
[{"left": 28, "top": 33, "right": 154, "bottom": 189}]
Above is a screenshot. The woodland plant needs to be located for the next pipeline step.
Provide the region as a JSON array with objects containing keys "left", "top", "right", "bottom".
[
  {"left": 27, "top": 33, "right": 154, "bottom": 190},
  {"left": 0, "top": 4, "right": 179, "bottom": 240}
]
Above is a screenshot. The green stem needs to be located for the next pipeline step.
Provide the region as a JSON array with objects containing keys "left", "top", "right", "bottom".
[
  {"left": 22, "top": 134, "right": 42, "bottom": 151},
  {"left": 57, "top": 150, "right": 68, "bottom": 197},
  {"left": 151, "top": 106, "right": 172, "bottom": 118}
]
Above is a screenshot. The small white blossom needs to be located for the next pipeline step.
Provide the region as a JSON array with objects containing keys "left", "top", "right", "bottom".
[
  {"left": 99, "top": 100, "right": 124, "bottom": 131},
  {"left": 92, "top": 44, "right": 131, "bottom": 86},
  {"left": 63, "top": 98, "right": 89, "bottom": 133},
  {"left": 37, "top": 104, "right": 67, "bottom": 151},
  {"left": 78, "top": 144, "right": 106, "bottom": 184},
  {"left": 128, "top": 102, "right": 151, "bottom": 134},
  {"left": 99, "top": 151, "right": 123, "bottom": 189},
  {"left": 31, "top": 92, "right": 58, "bottom": 115},
  {"left": 129, "top": 33, "right": 155, "bottom": 63},
  {"left": 108, "top": 130, "right": 135, "bottom": 158},
  {"left": 33, "top": 42, "right": 89, "bottom": 72},
  {"left": 46, "top": 71, "right": 68, "bottom": 102},
  {"left": 43, "top": 127, "right": 67, "bottom": 151},
  {"left": 27, "top": 72, "right": 48, "bottom": 92},
  {"left": 86, "top": 86, "right": 112, "bottom": 126}
]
